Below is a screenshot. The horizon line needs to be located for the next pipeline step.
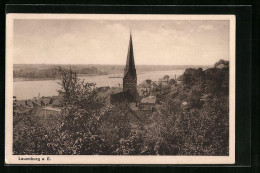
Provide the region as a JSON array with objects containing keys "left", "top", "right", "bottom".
[{"left": 13, "top": 63, "right": 214, "bottom": 66}]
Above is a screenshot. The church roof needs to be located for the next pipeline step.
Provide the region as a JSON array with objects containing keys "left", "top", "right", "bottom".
[{"left": 124, "top": 32, "right": 136, "bottom": 77}]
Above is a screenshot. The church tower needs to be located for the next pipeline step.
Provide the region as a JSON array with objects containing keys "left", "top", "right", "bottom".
[
  {"left": 110, "top": 31, "right": 138, "bottom": 104},
  {"left": 123, "top": 32, "right": 137, "bottom": 92}
]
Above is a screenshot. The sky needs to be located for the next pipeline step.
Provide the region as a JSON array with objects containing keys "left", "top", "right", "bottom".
[{"left": 13, "top": 19, "right": 230, "bottom": 65}]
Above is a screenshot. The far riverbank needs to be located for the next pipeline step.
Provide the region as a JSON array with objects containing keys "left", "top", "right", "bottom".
[{"left": 13, "top": 74, "right": 107, "bottom": 82}]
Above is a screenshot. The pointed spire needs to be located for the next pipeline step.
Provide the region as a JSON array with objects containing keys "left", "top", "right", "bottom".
[{"left": 124, "top": 31, "right": 135, "bottom": 76}]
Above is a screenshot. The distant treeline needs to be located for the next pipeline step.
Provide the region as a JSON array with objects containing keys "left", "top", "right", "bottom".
[
  {"left": 13, "top": 64, "right": 211, "bottom": 79},
  {"left": 13, "top": 66, "right": 108, "bottom": 79},
  {"left": 14, "top": 68, "right": 59, "bottom": 79}
]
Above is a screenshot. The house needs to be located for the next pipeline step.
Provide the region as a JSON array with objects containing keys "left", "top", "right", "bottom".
[
  {"left": 40, "top": 97, "right": 52, "bottom": 106},
  {"left": 49, "top": 97, "right": 62, "bottom": 107},
  {"left": 34, "top": 107, "right": 61, "bottom": 119},
  {"left": 158, "top": 78, "right": 169, "bottom": 86},
  {"left": 14, "top": 99, "right": 34, "bottom": 108},
  {"left": 137, "top": 79, "right": 157, "bottom": 97},
  {"left": 139, "top": 96, "right": 156, "bottom": 111},
  {"left": 13, "top": 104, "right": 33, "bottom": 115}
]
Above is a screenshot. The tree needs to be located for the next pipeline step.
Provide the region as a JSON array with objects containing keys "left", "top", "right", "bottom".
[
  {"left": 169, "top": 78, "right": 177, "bottom": 85},
  {"left": 56, "top": 67, "right": 110, "bottom": 154},
  {"left": 163, "top": 75, "right": 170, "bottom": 82}
]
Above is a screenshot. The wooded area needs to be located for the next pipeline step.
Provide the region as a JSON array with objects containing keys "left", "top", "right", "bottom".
[{"left": 13, "top": 60, "right": 229, "bottom": 155}]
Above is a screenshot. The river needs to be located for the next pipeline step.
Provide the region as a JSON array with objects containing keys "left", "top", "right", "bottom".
[{"left": 14, "top": 70, "right": 185, "bottom": 100}]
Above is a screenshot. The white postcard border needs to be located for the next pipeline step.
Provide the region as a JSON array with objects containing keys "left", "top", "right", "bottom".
[{"left": 5, "top": 14, "right": 236, "bottom": 164}]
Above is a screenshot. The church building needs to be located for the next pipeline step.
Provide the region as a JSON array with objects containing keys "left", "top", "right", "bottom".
[{"left": 110, "top": 32, "right": 139, "bottom": 104}]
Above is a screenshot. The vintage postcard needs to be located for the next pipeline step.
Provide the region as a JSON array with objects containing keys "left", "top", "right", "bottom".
[{"left": 5, "top": 14, "right": 235, "bottom": 164}]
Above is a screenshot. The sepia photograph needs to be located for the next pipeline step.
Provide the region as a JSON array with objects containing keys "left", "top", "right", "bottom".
[{"left": 5, "top": 14, "right": 235, "bottom": 164}]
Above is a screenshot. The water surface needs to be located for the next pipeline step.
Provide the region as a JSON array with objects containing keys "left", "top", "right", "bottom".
[{"left": 14, "top": 70, "right": 184, "bottom": 100}]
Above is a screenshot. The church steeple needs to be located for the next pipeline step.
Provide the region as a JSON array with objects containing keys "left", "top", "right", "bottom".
[
  {"left": 124, "top": 31, "right": 136, "bottom": 76},
  {"left": 123, "top": 31, "right": 137, "bottom": 92}
]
